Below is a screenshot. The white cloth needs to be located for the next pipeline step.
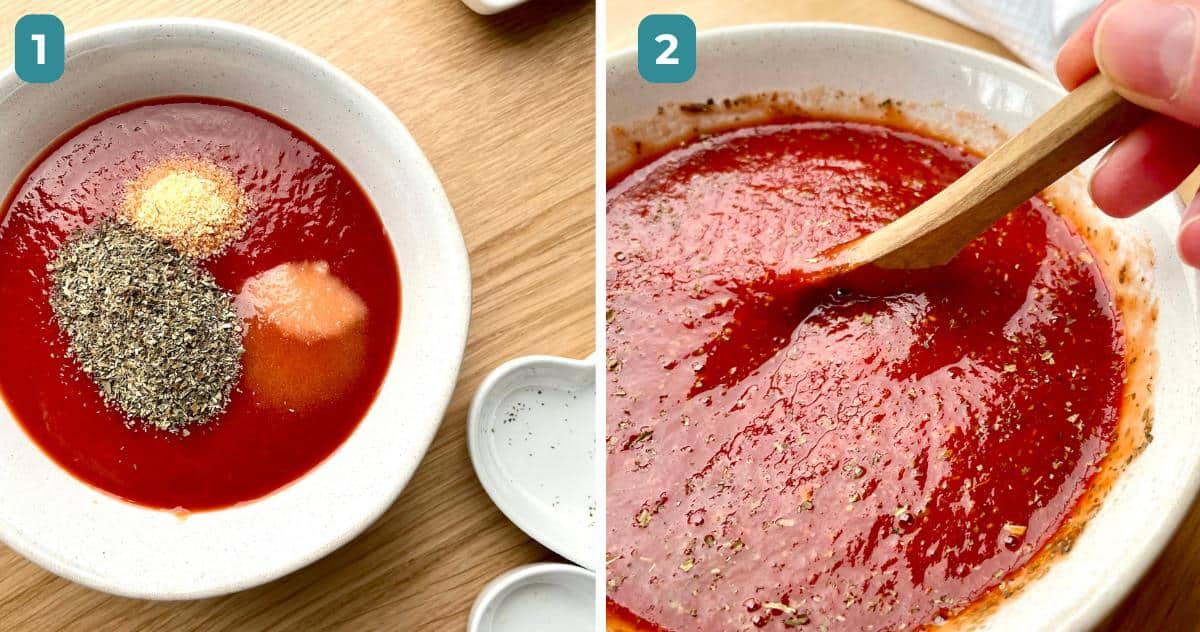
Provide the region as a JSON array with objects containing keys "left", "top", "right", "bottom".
[{"left": 908, "top": 0, "right": 1101, "bottom": 75}]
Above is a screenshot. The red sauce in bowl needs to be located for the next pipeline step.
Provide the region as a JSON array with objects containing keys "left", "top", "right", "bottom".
[
  {"left": 0, "top": 98, "right": 400, "bottom": 511},
  {"left": 606, "top": 121, "right": 1123, "bottom": 630}
]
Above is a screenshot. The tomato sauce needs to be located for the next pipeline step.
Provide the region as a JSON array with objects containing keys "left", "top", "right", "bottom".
[
  {"left": 606, "top": 121, "right": 1123, "bottom": 630},
  {"left": 0, "top": 98, "right": 400, "bottom": 511}
]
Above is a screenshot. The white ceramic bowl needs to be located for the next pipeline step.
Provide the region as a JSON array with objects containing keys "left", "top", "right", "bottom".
[
  {"left": 607, "top": 23, "right": 1200, "bottom": 630},
  {"left": 0, "top": 19, "right": 470, "bottom": 598}
]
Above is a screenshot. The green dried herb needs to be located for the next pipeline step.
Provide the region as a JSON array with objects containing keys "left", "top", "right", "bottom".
[
  {"left": 48, "top": 223, "right": 243, "bottom": 431},
  {"left": 785, "top": 613, "right": 810, "bottom": 626}
]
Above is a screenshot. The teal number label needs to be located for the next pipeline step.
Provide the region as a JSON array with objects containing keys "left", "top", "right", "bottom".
[
  {"left": 15, "top": 14, "right": 65, "bottom": 83},
  {"left": 637, "top": 14, "right": 696, "bottom": 84}
]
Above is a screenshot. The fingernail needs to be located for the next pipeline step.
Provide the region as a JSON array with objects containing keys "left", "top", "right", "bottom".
[
  {"left": 1096, "top": 1, "right": 1197, "bottom": 101},
  {"left": 1179, "top": 214, "right": 1200, "bottom": 267}
]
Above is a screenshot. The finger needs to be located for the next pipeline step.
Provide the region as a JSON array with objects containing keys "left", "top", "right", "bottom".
[
  {"left": 1056, "top": 0, "right": 1125, "bottom": 89},
  {"left": 1088, "top": 114, "right": 1200, "bottom": 217},
  {"left": 1178, "top": 194, "right": 1200, "bottom": 266},
  {"left": 1094, "top": 0, "right": 1200, "bottom": 127}
]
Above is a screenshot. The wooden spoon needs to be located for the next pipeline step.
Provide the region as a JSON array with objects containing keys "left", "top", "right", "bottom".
[{"left": 820, "top": 73, "right": 1148, "bottom": 273}]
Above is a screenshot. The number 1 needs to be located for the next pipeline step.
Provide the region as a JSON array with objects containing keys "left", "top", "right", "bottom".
[
  {"left": 31, "top": 33, "right": 45, "bottom": 65},
  {"left": 655, "top": 33, "right": 679, "bottom": 65}
]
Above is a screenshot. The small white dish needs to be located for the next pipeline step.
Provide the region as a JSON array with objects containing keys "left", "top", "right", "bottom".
[
  {"left": 0, "top": 19, "right": 469, "bottom": 599},
  {"left": 468, "top": 354, "right": 598, "bottom": 570},
  {"left": 460, "top": 0, "right": 529, "bottom": 15},
  {"left": 468, "top": 563, "right": 596, "bottom": 632}
]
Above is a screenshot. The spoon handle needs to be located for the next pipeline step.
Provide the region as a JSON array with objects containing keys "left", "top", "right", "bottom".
[{"left": 845, "top": 73, "right": 1149, "bottom": 270}]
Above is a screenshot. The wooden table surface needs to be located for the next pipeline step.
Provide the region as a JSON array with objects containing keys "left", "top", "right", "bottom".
[
  {"left": 607, "top": 2, "right": 1199, "bottom": 631},
  {"left": 0, "top": 1, "right": 594, "bottom": 629}
]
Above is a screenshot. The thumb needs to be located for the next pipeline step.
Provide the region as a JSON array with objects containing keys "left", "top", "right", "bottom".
[{"left": 1095, "top": 0, "right": 1200, "bottom": 126}]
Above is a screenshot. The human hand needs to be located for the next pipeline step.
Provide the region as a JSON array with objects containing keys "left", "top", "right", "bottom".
[{"left": 1057, "top": 0, "right": 1200, "bottom": 266}]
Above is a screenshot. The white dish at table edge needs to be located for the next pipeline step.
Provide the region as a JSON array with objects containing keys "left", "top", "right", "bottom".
[
  {"left": 467, "top": 563, "right": 596, "bottom": 632},
  {"left": 460, "top": 0, "right": 530, "bottom": 15},
  {"left": 0, "top": 19, "right": 470, "bottom": 599},
  {"left": 607, "top": 23, "right": 1200, "bottom": 630}
]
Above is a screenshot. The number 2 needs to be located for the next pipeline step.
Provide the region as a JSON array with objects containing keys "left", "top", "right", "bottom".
[
  {"left": 31, "top": 33, "right": 45, "bottom": 65},
  {"left": 654, "top": 33, "right": 679, "bottom": 66}
]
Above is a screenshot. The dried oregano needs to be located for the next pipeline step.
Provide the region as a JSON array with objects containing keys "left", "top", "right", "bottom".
[{"left": 47, "top": 223, "right": 243, "bottom": 431}]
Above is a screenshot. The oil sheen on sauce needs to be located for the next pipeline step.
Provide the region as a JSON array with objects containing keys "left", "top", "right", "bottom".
[
  {"left": 605, "top": 121, "right": 1124, "bottom": 630},
  {"left": 0, "top": 98, "right": 400, "bottom": 511}
]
